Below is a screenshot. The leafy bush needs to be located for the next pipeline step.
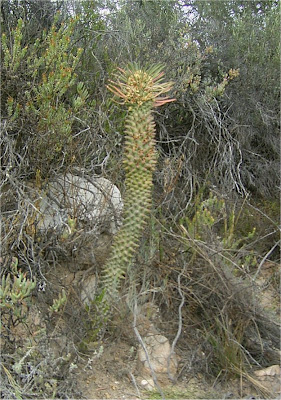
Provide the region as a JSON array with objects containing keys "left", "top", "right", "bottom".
[
  {"left": 0, "top": 257, "right": 36, "bottom": 322},
  {"left": 1, "top": 14, "right": 93, "bottom": 177}
]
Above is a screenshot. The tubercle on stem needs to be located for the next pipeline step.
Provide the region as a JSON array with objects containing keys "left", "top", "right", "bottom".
[{"left": 101, "top": 64, "right": 175, "bottom": 305}]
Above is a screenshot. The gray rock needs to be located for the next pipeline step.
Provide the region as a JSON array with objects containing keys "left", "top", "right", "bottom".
[
  {"left": 80, "top": 274, "right": 97, "bottom": 306},
  {"left": 137, "top": 333, "right": 178, "bottom": 381},
  {"left": 36, "top": 174, "right": 123, "bottom": 235}
]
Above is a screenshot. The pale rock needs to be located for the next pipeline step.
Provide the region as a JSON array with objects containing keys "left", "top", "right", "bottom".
[
  {"left": 253, "top": 365, "right": 281, "bottom": 397},
  {"left": 137, "top": 333, "right": 178, "bottom": 381},
  {"left": 80, "top": 274, "right": 97, "bottom": 306},
  {"left": 254, "top": 364, "right": 280, "bottom": 377},
  {"left": 36, "top": 174, "right": 123, "bottom": 235},
  {"left": 141, "top": 378, "right": 155, "bottom": 391}
]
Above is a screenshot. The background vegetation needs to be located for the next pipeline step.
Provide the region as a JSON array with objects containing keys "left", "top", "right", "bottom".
[{"left": 1, "top": 0, "right": 280, "bottom": 398}]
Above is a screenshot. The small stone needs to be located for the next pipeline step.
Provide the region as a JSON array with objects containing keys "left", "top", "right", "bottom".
[
  {"left": 141, "top": 379, "right": 155, "bottom": 391},
  {"left": 80, "top": 274, "right": 97, "bottom": 305},
  {"left": 137, "top": 333, "right": 178, "bottom": 379}
]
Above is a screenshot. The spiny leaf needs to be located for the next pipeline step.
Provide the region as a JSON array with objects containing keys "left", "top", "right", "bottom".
[{"left": 107, "top": 63, "right": 175, "bottom": 107}]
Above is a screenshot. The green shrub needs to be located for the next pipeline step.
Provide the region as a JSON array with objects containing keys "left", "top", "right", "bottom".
[
  {"left": 2, "top": 14, "right": 93, "bottom": 176},
  {"left": 0, "top": 257, "right": 36, "bottom": 322},
  {"left": 181, "top": 193, "right": 256, "bottom": 252}
]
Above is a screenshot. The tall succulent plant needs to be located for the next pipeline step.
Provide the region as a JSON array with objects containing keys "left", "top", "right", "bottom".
[{"left": 102, "top": 63, "right": 175, "bottom": 304}]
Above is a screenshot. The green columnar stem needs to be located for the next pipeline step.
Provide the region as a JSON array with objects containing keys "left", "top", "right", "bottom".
[
  {"left": 102, "top": 63, "right": 175, "bottom": 306},
  {"left": 102, "top": 103, "right": 157, "bottom": 299}
]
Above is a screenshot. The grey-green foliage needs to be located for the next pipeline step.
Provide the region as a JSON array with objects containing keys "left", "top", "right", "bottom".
[
  {"left": 49, "top": 289, "right": 67, "bottom": 314},
  {"left": 1, "top": 0, "right": 59, "bottom": 36},
  {"left": 0, "top": 258, "right": 36, "bottom": 319},
  {"left": 180, "top": 193, "right": 257, "bottom": 273},
  {"left": 189, "top": 0, "right": 280, "bottom": 197},
  {"left": 97, "top": 0, "right": 183, "bottom": 66},
  {"left": 1, "top": 14, "right": 93, "bottom": 176}
]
